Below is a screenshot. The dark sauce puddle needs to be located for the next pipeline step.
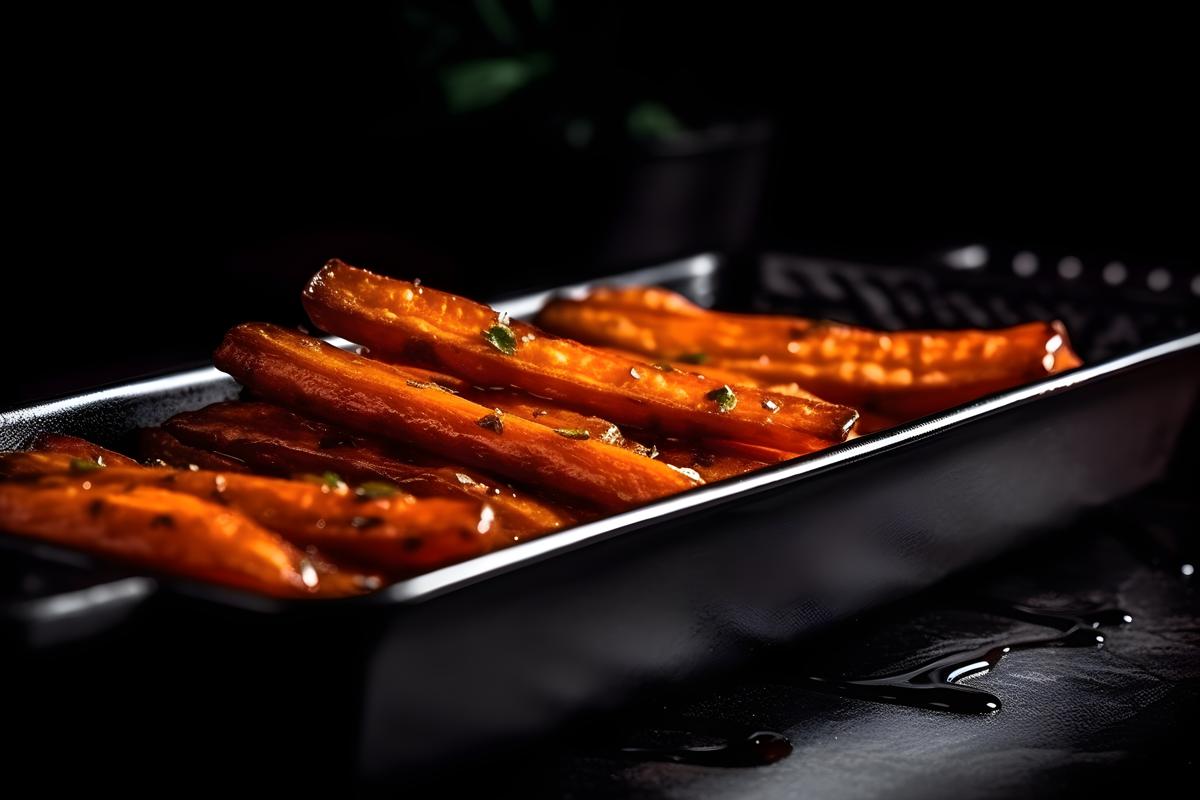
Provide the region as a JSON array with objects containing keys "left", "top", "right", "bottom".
[
  {"left": 604, "top": 602, "right": 1131, "bottom": 767},
  {"left": 616, "top": 730, "right": 793, "bottom": 767},
  {"left": 802, "top": 603, "right": 1132, "bottom": 714}
]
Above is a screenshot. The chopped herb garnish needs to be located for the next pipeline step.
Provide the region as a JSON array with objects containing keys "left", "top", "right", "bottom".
[
  {"left": 482, "top": 323, "right": 518, "bottom": 355},
  {"left": 653, "top": 362, "right": 676, "bottom": 373},
  {"left": 762, "top": 398, "right": 780, "bottom": 413},
  {"left": 678, "top": 352, "right": 708, "bottom": 365},
  {"left": 477, "top": 410, "right": 505, "bottom": 433},
  {"left": 405, "top": 379, "right": 432, "bottom": 389},
  {"left": 301, "top": 471, "right": 345, "bottom": 489},
  {"left": 70, "top": 457, "right": 104, "bottom": 473},
  {"left": 355, "top": 481, "right": 399, "bottom": 500},
  {"left": 553, "top": 428, "right": 590, "bottom": 440},
  {"left": 706, "top": 385, "right": 738, "bottom": 413}
]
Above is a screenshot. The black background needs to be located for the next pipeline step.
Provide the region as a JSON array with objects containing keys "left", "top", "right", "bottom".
[{"left": 4, "top": 6, "right": 1194, "bottom": 405}]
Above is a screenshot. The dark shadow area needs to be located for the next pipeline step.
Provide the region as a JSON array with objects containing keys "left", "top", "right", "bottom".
[{"left": 5, "top": 7, "right": 1193, "bottom": 405}]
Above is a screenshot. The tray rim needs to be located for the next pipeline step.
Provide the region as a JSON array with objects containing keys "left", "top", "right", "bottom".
[{"left": 2, "top": 252, "right": 1198, "bottom": 614}]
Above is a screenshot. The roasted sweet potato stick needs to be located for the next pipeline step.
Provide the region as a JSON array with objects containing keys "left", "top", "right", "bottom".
[
  {"left": 28, "top": 432, "right": 140, "bottom": 467},
  {"left": 0, "top": 481, "right": 360, "bottom": 597},
  {"left": 650, "top": 441, "right": 773, "bottom": 484},
  {"left": 302, "top": 260, "right": 857, "bottom": 452},
  {"left": 162, "top": 402, "right": 580, "bottom": 536},
  {"left": 139, "top": 428, "right": 250, "bottom": 472},
  {"left": 391, "top": 369, "right": 654, "bottom": 455},
  {"left": 536, "top": 286, "right": 1082, "bottom": 420},
  {"left": 3, "top": 451, "right": 498, "bottom": 576},
  {"left": 213, "top": 324, "right": 701, "bottom": 510}
]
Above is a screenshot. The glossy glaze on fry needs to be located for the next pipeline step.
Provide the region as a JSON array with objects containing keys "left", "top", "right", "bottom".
[
  {"left": 27, "top": 432, "right": 141, "bottom": 467},
  {"left": 162, "top": 401, "right": 581, "bottom": 535},
  {"left": 302, "top": 260, "right": 858, "bottom": 452},
  {"left": 212, "top": 325, "right": 701, "bottom": 510},
  {"left": 2, "top": 451, "right": 498, "bottom": 576},
  {"left": 139, "top": 428, "right": 250, "bottom": 472},
  {"left": 0, "top": 481, "right": 360, "bottom": 597},
  {"left": 536, "top": 286, "right": 1083, "bottom": 419}
]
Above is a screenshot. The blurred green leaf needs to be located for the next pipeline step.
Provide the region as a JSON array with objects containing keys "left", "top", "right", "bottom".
[
  {"left": 627, "top": 100, "right": 685, "bottom": 141},
  {"left": 442, "top": 52, "right": 553, "bottom": 114}
]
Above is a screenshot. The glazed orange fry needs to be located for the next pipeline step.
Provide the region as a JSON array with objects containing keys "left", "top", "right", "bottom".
[
  {"left": 28, "top": 432, "right": 141, "bottom": 467},
  {"left": 302, "top": 260, "right": 858, "bottom": 453},
  {"left": 394, "top": 369, "right": 654, "bottom": 454},
  {"left": 0, "top": 481, "right": 360, "bottom": 598},
  {"left": 162, "top": 402, "right": 580, "bottom": 536},
  {"left": 138, "top": 428, "right": 250, "bottom": 472},
  {"left": 651, "top": 440, "right": 774, "bottom": 484},
  {"left": 212, "top": 324, "right": 701, "bottom": 511},
  {"left": 4, "top": 451, "right": 497, "bottom": 576},
  {"left": 536, "top": 285, "right": 1083, "bottom": 419}
]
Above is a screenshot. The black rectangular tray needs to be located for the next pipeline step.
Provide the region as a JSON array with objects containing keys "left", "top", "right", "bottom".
[{"left": 3, "top": 251, "right": 1198, "bottom": 788}]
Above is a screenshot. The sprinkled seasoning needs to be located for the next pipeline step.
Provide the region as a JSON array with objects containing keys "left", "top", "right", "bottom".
[
  {"left": 706, "top": 385, "right": 738, "bottom": 413},
  {"left": 762, "top": 398, "right": 781, "bottom": 413},
  {"left": 477, "top": 410, "right": 505, "bottom": 433},
  {"left": 482, "top": 323, "right": 518, "bottom": 355},
  {"left": 667, "top": 464, "right": 703, "bottom": 482},
  {"left": 355, "top": 481, "right": 399, "bottom": 500},
  {"left": 553, "top": 428, "right": 590, "bottom": 440}
]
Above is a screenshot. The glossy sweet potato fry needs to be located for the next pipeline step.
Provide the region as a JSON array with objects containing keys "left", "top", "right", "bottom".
[
  {"left": 650, "top": 441, "right": 774, "bottom": 484},
  {"left": 536, "top": 286, "right": 1083, "bottom": 419},
  {"left": 11, "top": 455, "right": 497, "bottom": 576},
  {"left": 0, "top": 481, "right": 359, "bottom": 597},
  {"left": 302, "top": 260, "right": 857, "bottom": 452},
  {"left": 162, "top": 402, "right": 580, "bottom": 536},
  {"left": 138, "top": 428, "right": 250, "bottom": 472},
  {"left": 28, "top": 432, "right": 140, "bottom": 467},
  {"left": 396, "top": 369, "right": 654, "bottom": 454},
  {"left": 212, "top": 325, "right": 701, "bottom": 510}
]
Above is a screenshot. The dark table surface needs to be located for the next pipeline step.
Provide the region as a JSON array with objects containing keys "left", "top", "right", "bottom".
[{"left": 465, "top": 483, "right": 1197, "bottom": 799}]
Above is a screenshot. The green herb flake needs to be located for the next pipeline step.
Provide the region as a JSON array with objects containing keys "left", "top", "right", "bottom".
[
  {"left": 356, "top": 481, "right": 400, "bottom": 500},
  {"left": 705, "top": 385, "right": 738, "bottom": 413},
  {"left": 553, "top": 428, "right": 591, "bottom": 440},
  {"left": 677, "top": 352, "right": 708, "bottom": 365},
  {"left": 653, "top": 362, "right": 676, "bottom": 373},
  {"left": 70, "top": 457, "right": 105, "bottom": 473},
  {"left": 482, "top": 323, "right": 518, "bottom": 355}
]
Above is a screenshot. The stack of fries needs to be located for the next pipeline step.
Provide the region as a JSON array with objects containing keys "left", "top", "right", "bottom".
[{"left": 0, "top": 260, "right": 1079, "bottom": 595}]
